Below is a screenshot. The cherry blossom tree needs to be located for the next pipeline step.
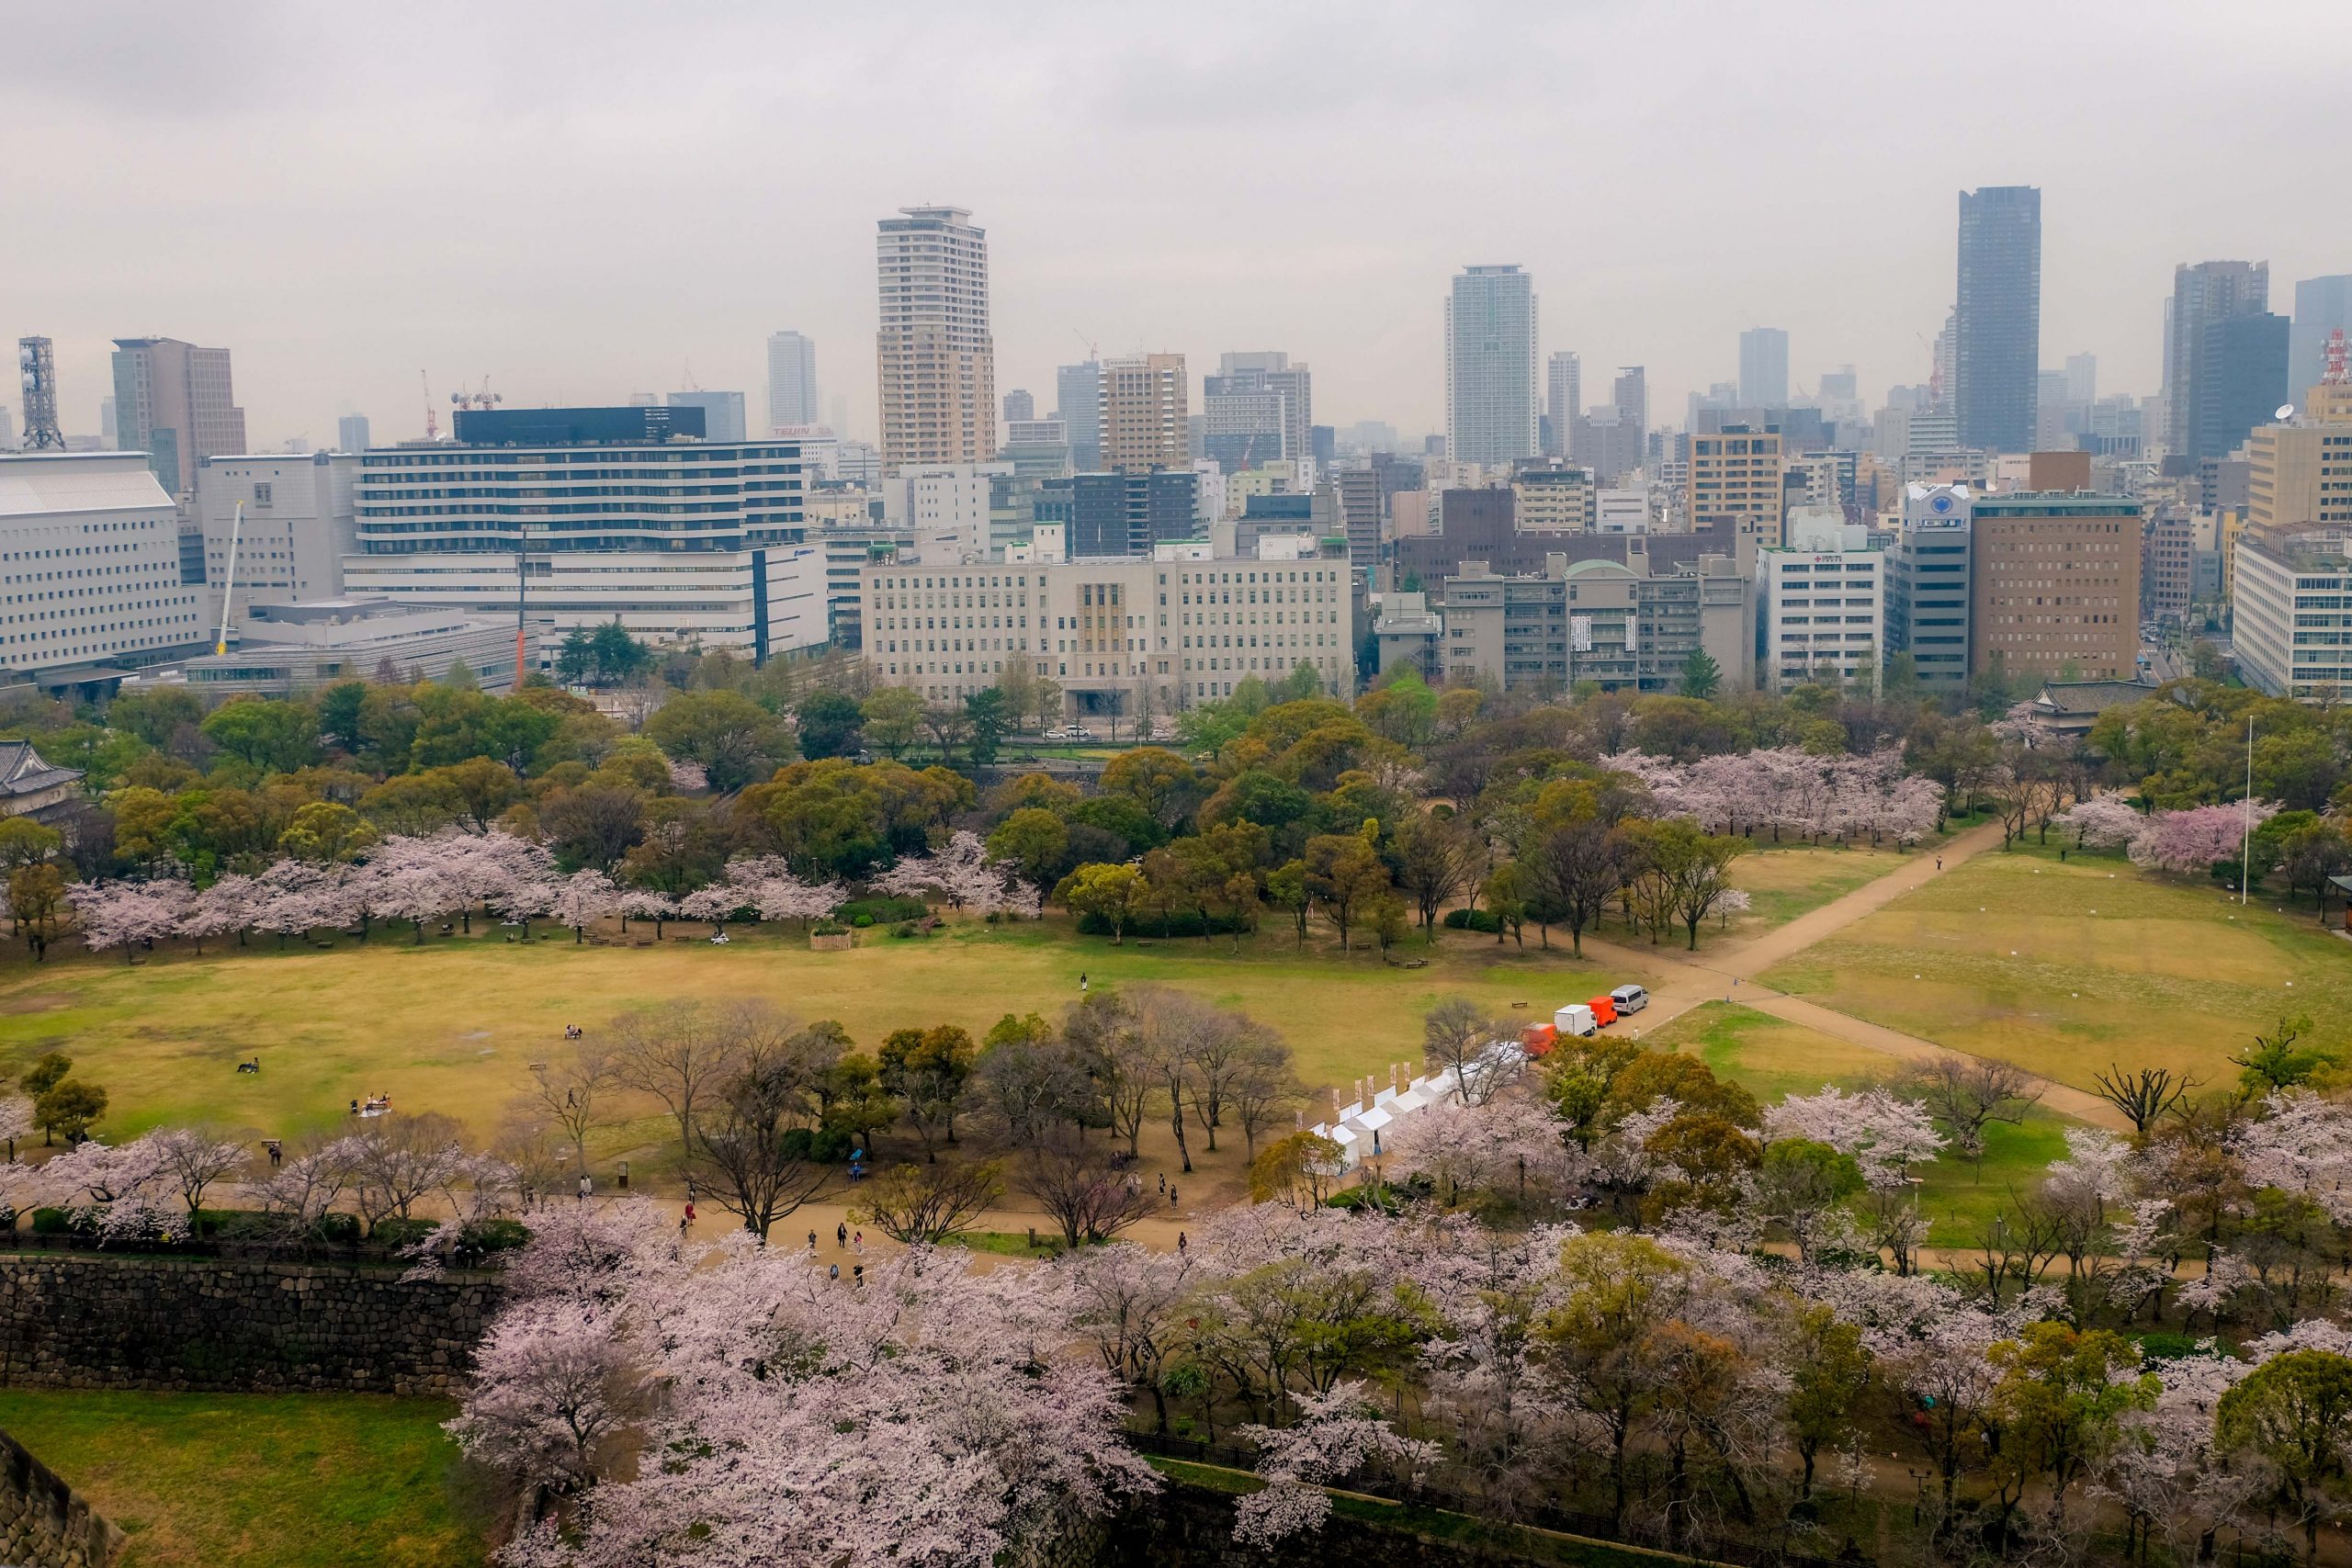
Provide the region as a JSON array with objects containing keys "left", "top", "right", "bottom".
[
  {"left": 2128, "top": 802, "right": 2280, "bottom": 874},
  {"left": 1232, "top": 1382, "right": 1441, "bottom": 1545},
  {"left": 70, "top": 879, "right": 193, "bottom": 962},
  {"left": 251, "top": 859, "right": 334, "bottom": 947},
  {"left": 2052, "top": 795, "right": 2143, "bottom": 852},
  {"left": 719, "top": 856, "right": 842, "bottom": 926},
  {"left": 0, "top": 1096, "right": 34, "bottom": 1162},
  {"left": 617, "top": 887, "right": 676, "bottom": 941},
  {"left": 180, "top": 872, "right": 263, "bottom": 953},
  {"left": 368, "top": 836, "right": 462, "bottom": 942},
  {"left": 546, "top": 869, "right": 620, "bottom": 944},
  {"left": 2237, "top": 1089, "right": 2352, "bottom": 1224},
  {"left": 1763, "top": 1085, "right": 1945, "bottom": 1189},
  {"left": 873, "top": 830, "right": 1037, "bottom": 917}
]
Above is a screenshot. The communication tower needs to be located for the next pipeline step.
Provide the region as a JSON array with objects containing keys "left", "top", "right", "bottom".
[{"left": 16, "top": 338, "right": 65, "bottom": 450}]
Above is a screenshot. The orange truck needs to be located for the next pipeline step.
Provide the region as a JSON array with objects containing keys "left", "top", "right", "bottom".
[{"left": 1587, "top": 995, "right": 1619, "bottom": 1027}]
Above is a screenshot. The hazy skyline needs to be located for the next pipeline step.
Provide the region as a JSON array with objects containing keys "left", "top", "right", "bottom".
[{"left": 7, "top": 1, "right": 2346, "bottom": 451}]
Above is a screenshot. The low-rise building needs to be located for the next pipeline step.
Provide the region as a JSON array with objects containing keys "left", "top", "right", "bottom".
[
  {"left": 0, "top": 451, "right": 208, "bottom": 689},
  {"left": 195, "top": 451, "right": 360, "bottom": 635},
  {"left": 155, "top": 598, "right": 525, "bottom": 697},
  {"left": 1758, "top": 538, "right": 1883, "bottom": 691},
  {"left": 1440, "top": 548, "right": 1754, "bottom": 694},
  {"left": 1373, "top": 592, "right": 1442, "bottom": 678},
  {"left": 2233, "top": 524, "right": 2352, "bottom": 701}
]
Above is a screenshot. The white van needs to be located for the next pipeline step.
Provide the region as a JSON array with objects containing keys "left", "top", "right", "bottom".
[
  {"left": 1609, "top": 984, "right": 1649, "bottom": 1015},
  {"left": 1555, "top": 1003, "right": 1598, "bottom": 1038}
]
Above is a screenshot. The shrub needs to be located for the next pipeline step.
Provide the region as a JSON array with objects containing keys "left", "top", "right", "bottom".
[
  {"left": 1075, "top": 908, "right": 1247, "bottom": 939},
  {"left": 461, "top": 1218, "right": 530, "bottom": 1255},
  {"left": 29, "top": 1207, "right": 80, "bottom": 1235},
  {"left": 837, "top": 896, "right": 929, "bottom": 926},
  {"left": 1442, "top": 908, "right": 1502, "bottom": 933},
  {"left": 812, "top": 918, "right": 850, "bottom": 936},
  {"left": 892, "top": 920, "right": 923, "bottom": 940},
  {"left": 371, "top": 1217, "right": 441, "bottom": 1249},
  {"left": 850, "top": 915, "right": 873, "bottom": 930}
]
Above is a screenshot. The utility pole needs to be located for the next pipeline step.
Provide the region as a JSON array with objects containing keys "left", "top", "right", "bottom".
[{"left": 2241, "top": 714, "right": 2255, "bottom": 905}]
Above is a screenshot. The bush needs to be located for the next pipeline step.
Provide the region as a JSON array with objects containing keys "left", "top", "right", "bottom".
[
  {"left": 850, "top": 915, "right": 873, "bottom": 930},
  {"left": 1442, "top": 908, "right": 1502, "bottom": 933},
  {"left": 313, "top": 1213, "right": 362, "bottom": 1247},
  {"left": 892, "top": 920, "right": 923, "bottom": 940},
  {"left": 1075, "top": 908, "right": 1248, "bottom": 939},
  {"left": 813, "top": 917, "right": 850, "bottom": 936},
  {"left": 461, "top": 1218, "right": 530, "bottom": 1256},
  {"left": 837, "top": 896, "right": 929, "bottom": 926},
  {"left": 29, "top": 1207, "right": 82, "bottom": 1235},
  {"left": 192, "top": 1207, "right": 274, "bottom": 1241},
  {"left": 370, "top": 1217, "right": 441, "bottom": 1249}
]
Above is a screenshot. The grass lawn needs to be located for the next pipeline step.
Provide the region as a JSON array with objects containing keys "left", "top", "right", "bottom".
[
  {"left": 0, "top": 915, "right": 1631, "bottom": 1160},
  {"left": 1722, "top": 844, "right": 1917, "bottom": 936},
  {"left": 0, "top": 1390, "right": 484, "bottom": 1568},
  {"left": 1756, "top": 840, "right": 2352, "bottom": 1096},
  {"left": 1645, "top": 1000, "right": 2076, "bottom": 1248}
]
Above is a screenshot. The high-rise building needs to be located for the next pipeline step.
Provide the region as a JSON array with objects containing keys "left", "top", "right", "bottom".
[
  {"left": 1969, "top": 492, "right": 2143, "bottom": 681},
  {"left": 1688, "top": 424, "right": 1786, "bottom": 538},
  {"left": 336, "top": 414, "right": 371, "bottom": 454},
  {"left": 876, "top": 205, "right": 994, "bottom": 475},
  {"left": 667, "top": 391, "right": 747, "bottom": 443},
  {"left": 0, "top": 452, "right": 205, "bottom": 680},
  {"left": 1445, "top": 265, "right": 1539, "bottom": 465},
  {"left": 342, "top": 406, "right": 824, "bottom": 662},
  {"left": 1887, "top": 484, "right": 1974, "bottom": 692},
  {"left": 1069, "top": 469, "right": 1199, "bottom": 558},
  {"left": 767, "top": 332, "right": 820, "bottom": 433},
  {"left": 1545, "top": 353, "right": 1580, "bottom": 459},
  {"left": 2245, "top": 374, "right": 2352, "bottom": 532},
  {"left": 1097, "top": 354, "right": 1189, "bottom": 471},
  {"left": 2064, "top": 353, "right": 2098, "bottom": 407},
  {"left": 2234, "top": 525, "right": 2352, "bottom": 702},
  {"left": 2195, "top": 311, "right": 2290, "bottom": 463},
  {"left": 1055, "top": 361, "right": 1102, "bottom": 472},
  {"left": 2165, "top": 260, "right": 2270, "bottom": 458},
  {"left": 1953, "top": 186, "right": 2041, "bottom": 453},
  {"left": 1201, "top": 353, "right": 1311, "bottom": 468},
  {"left": 1738, "top": 328, "right": 1790, "bottom": 409},
  {"left": 109, "top": 337, "right": 247, "bottom": 497},
  {"left": 1002, "top": 389, "right": 1035, "bottom": 425},
  {"left": 2290, "top": 276, "right": 2352, "bottom": 401}
]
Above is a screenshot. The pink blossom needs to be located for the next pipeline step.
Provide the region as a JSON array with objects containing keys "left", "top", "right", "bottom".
[
  {"left": 2127, "top": 801, "right": 2280, "bottom": 873},
  {"left": 1764, "top": 1085, "right": 1945, "bottom": 1189}
]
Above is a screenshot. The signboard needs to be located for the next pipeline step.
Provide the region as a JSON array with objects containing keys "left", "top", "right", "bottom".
[{"left": 1569, "top": 615, "right": 1594, "bottom": 653}]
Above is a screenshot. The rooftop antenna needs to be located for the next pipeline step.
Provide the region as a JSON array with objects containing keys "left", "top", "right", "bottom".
[
  {"left": 2325, "top": 328, "right": 2349, "bottom": 387},
  {"left": 421, "top": 371, "right": 438, "bottom": 442},
  {"left": 452, "top": 378, "right": 503, "bottom": 412},
  {"left": 16, "top": 338, "right": 65, "bottom": 451}
]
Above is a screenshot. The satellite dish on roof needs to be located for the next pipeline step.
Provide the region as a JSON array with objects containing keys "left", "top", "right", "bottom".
[{"left": 2277, "top": 403, "right": 2297, "bottom": 422}]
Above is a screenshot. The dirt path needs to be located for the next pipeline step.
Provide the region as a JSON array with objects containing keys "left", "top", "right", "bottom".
[{"left": 1583, "top": 818, "right": 2127, "bottom": 1131}]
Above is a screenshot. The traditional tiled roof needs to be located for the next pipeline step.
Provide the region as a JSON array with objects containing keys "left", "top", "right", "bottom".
[{"left": 0, "top": 740, "right": 83, "bottom": 797}]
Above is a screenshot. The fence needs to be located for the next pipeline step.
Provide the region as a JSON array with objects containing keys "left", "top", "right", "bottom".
[{"left": 1125, "top": 1429, "right": 1873, "bottom": 1568}]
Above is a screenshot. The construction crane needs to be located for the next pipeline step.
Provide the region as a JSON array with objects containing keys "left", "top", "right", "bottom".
[
  {"left": 1071, "top": 329, "right": 1098, "bottom": 360},
  {"left": 213, "top": 502, "right": 244, "bottom": 655}
]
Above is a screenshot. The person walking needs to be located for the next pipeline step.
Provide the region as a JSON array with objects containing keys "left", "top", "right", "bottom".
[
  {"left": 854, "top": 1230, "right": 865, "bottom": 1254},
  {"left": 1168, "top": 1185, "right": 1178, "bottom": 1209},
  {"left": 1079, "top": 972, "right": 1089, "bottom": 994},
  {"left": 577, "top": 1172, "right": 591, "bottom": 1204},
  {"left": 829, "top": 1263, "right": 840, "bottom": 1281},
  {"left": 684, "top": 1200, "right": 695, "bottom": 1228},
  {"left": 679, "top": 1214, "right": 690, "bottom": 1244},
  {"left": 1177, "top": 1232, "right": 1188, "bottom": 1258},
  {"left": 1158, "top": 1172, "right": 1166, "bottom": 1196},
  {"left": 1936, "top": 855, "right": 1943, "bottom": 871},
  {"left": 837, "top": 1222, "right": 848, "bottom": 1249}
]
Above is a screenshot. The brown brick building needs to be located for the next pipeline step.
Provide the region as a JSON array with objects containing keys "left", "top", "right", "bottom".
[{"left": 1968, "top": 492, "right": 2144, "bottom": 682}]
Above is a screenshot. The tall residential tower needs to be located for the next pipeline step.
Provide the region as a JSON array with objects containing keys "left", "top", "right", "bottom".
[
  {"left": 765, "top": 332, "right": 820, "bottom": 432},
  {"left": 1445, "top": 265, "right": 1538, "bottom": 465},
  {"left": 1952, "top": 186, "right": 2041, "bottom": 454},
  {"left": 876, "top": 206, "right": 994, "bottom": 474},
  {"left": 109, "top": 337, "right": 247, "bottom": 497}
]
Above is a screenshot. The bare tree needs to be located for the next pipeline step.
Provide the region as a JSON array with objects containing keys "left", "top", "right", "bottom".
[
  {"left": 530, "top": 1044, "right": 618, "bottom": 1178},
  {"left": 1019, "top": 1126, "right": 1160, "bottom": 1249},
  {"left": 1064, "top": 990, "right": 1157, "bottom": 1157},
  {"left": 345, "top": 1112, "right": 471, "bottom": 1233},
  {"left": 151, "top": 1126, "right": 252, "bottom": 1216},
  {"left": 2091, "top": 1064, "right": 2197, "bottom": 1138},
  {"left": 1394, "top": 811, "right": 1478, "bottom": 937},
  {"left": 687, "top": 1022, "right": 839, "bottom": 1241},
  {"left": 1422, "top": 995, "right": 1500, "bottom": 1104},
  {"left": 1227, "top": 1033, "right": 1305, "bottom": 1160},
  {"left": 852, "top": 1159, "right": 1004, "bottom": 1245},
  {"left": 493, "top": 1112, "right": 571, "bottom": 1213},
  {"left": 970, "top": 1029, "right": 1095, "bottom": 1149},
  {"left": 1905, "top": 1053, "right": 2043, "bottom": 1173},
  {"left": 606, "top": 1000, "right": 748, "bottom": 1165},
  {"left": 1185, "top": 1012, "right": 1269, "bottom": 1154}
]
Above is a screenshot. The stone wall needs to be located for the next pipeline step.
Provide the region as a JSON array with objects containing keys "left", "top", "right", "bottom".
[
  {"left": 0, "top": 1252, "right": 501, "bottom": 1395},
  {"left": 0, "top": 1427, "right": 122, "bottom": 1568}
]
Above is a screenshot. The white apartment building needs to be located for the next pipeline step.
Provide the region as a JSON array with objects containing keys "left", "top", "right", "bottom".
[
  {"left": 884, "top": 462, "right": 1009, "bottom": 561},
  {"left": 1596, "top": 485, "right": 1651, "bottom": 533},
  {"left": 0, "top": 452, "right": 207, "bottom": 682},
  {"left": 339, "top": 409, "right": 827, "bottom": 662},
  {"left": 862, "top": 547, "right": 1354, "bottom": 718},
  {"left": 195, "top": 451, "right": 360, "bottom": 635},
  {"left": 2233, "top": 529, "right": 2352, "bottom": 702},
  {"left": 1758, "top": 538, "right": 1883, "bottom": 692}
]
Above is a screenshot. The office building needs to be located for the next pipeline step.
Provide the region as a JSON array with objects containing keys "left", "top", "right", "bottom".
[
  {"left": 1512, "top": 462, "right": 1597, "bottom": 533},
  {"left": 1098, "top": 354, "right": 1189, "bottom": 471},
  {"left": 1202, "top": 353, "right": 1311, "bottom": 468},
  {"left": 1596, "top": 486, "right": 1650, "bottom": 534},
  {"left": 2245, "top": 372, "right": 2352, "bottom": 534},
  {"left": 194, "top": 452, "right": 360, "bottom": 634},
  {"left": 1968, "top": 492, "right": 2143, "bottom": 681},
  {"left": 876, "top": 206, "right": 994, "bottom": 474},
  {"left": 168, "top": 599, "right": 523, "bottom": 697},
  {"left": 1439, "top": 550, "right": 1754, "bottom": 695},
  {"left": 861, "top": 547, "right": 1354, "bottom": 718},
  {"left": 2290, "top": 276, "right": 2352, "bottom": 402},
  {"left": 2233, "top": 524, "right": 2352, "bottom": 701},
  {"left": 1069, "top": 469, "right": 1199, "bottom": 558},
  {"left": 1329, "top": 468, "right": 1385, "bottom": 573},
  {"left": 1953, "top": 186, "right": 2042, "bottom": 453},
  {"left": 1758, "top": 530, "right": 1883, "bottom": 692},
  {"left": 2196, "top": 311, "right": 2290, "bottom": 464},
  {"left": 1739, "top": 328, "right": 1790, "bottom": 410},
  {"left": 1001, "top": 418, "right": 1073, "bottom": 482},
  {"left": 340, "top": 406, "right": 823, "bottom": 662},
  {"left": 1055, "top": 361, "right": 1102, "bottom": 471},
  {"left": 667, "top": 391, "right": 747, "bottom": 444},
  {"left": 2165, "top": 261, "right": 2270, "bottom": 459},
  {"left": 1887, "top": 484, "right": 1974, "bottom": 692},
  {"left": 2141, "top": 506, "right": 2195, "bottom": 625},
  {"left": 886, "top": 463, "right": 1010, "bottom": 562},
  {"left": 767, "top": 332, "right": 820, "bottom": 432},
  {"left": 1545, "top": 353, "right": 1580, "bottom": 459},
  {"left": 1689, "top": 424, "right": 1786, "bottom": 536},
  {"left": 0, "top": 451, "right": 207, "bottom": 683},
  {"left": 336, "top": 414, "right": 370, "bottom": 454},
  {"left": 1002, "top": 389, "right": 1035, "bottom": 424},
  {"left": 1445, "top": 265, "right": 1539, "bottom": 464},
  {"left": 109, "top": 337, "right": 247, "bottom": 498}
]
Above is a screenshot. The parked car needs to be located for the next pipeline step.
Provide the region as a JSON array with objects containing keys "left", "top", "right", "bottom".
[
  {"left": 1609, "top": 984, "right": 1649, "bottom": 1014},
  {"left": 1555, "top": 1003, "right": 1598, "bottom": 1038},
  {"left": 1069, "top": 726, "right": 1098, "bottom": 740}
]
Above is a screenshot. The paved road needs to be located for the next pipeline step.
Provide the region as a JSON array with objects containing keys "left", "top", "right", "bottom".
[{"left": 1583, "top": 818, "right": 2126, "bottom": 1130}]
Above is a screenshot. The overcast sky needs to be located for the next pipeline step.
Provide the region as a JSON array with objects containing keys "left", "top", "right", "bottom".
[{"left": 7, "top": 1, "right": 2346, "bottom": 450}]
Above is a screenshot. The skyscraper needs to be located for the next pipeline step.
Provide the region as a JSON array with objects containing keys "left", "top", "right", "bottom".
[
  {"left": 1055, "top": 362, "right": 1102, "bottom": 471},
  {"left": 1738, "top": 328, "right": 1790, "bottom": 409},
  {"left": 109, "top": 337, "right": 247, "bottom": 497},
  {"left": 1002, "top": 389, "right": 1035, "bottom": 424},
  {"left": 669, "top": 391, "right": 748, "bottom": 443},
  {"left": 1097, "top": 355, "right": 1188, "bottom": 471},
  {"left": 766, "top": 331, "right": 819, "bottom": 432},
  {"left": 2195, "top": 312, "right": 2290, "bottom": 463},
  {"left": 1445, "top": 265, "right": 1538, "bottom": 464},
  {"left": 2290, "top": 276, "right": 2352, "bottom": 400},
  {"left": 1952, "top": 186, "right": 2041, "bottom": 453},
  {"left": 1202, "top": 352, "right": 1311, "bottom": 468},
  {"left": 1545, "top": 352, "right": 1580, "bottom": 459},
  {"left": 876, "top": 206, "right": 994, "bottom": 475},
  {"left": 336, "top": 413, "right": 371, "bottom": 453},
  {"left": 2165, "top": 261, "right": 2272, "bottom": 459}
]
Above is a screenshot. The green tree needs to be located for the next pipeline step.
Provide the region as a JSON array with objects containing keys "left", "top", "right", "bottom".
[
  {"left": 964, "top": 688, "right": 1011, "bottom": 766},
  {"left": 35, "top": 1077, "right": 107, "bottom": 1145},
  {"left": 1056, "top": 863, "right": 1145, "bottom": 943},
  {"left": 876, "top": 1025, "right": 977, "bottom": 1162},
  {"left": 645, "top": 689, "right": 789, "bottom": 791},
  {"left": 2233, "top": 1015, "right": 2329, "bottom": 1098},
  {"left": 0, "top": 818, "right": 62, "bottom": 871},
  {"left": 554, "top": 626, "right": 596, "bottom": 685},
  {"left": 1677, "top": 648, "right": 1723, "bottom": 699},
  {"left": 985, "top": 807, "right": 1070, "bottom": 889},
  {"left": 199, "top": 697, "right": 321, "bottom": 773},
  {"left": 860, "top": 687, "right": 925, "bottom": 760},
  {"left": 2220, "top": 1348, "right": 2352, "bottom": 1564},
  {"left": 1784, "top": 1305, "right": 1871, "bottom": 1499},
  {"left": 1990, "top": 1324, "right": 2156, "bottom": 1537},
  {"left": 1303, "top": 832, "right": 1391, "bottom": 951},
  {"left": 793, "top": 692, "right": 865, "bottom": 762},
  {"left": 22, "top": 1052, "right": 71, "bottom": 1100},
  {"left": 278, "top": 800, "right": 379, "bottom": 864},
  {"left": 8, "top": 863, "right": 64, "bottom": 962},
  {"left": 587, "top": 621, "right": 651, "bottom": 685}
]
